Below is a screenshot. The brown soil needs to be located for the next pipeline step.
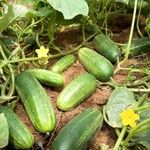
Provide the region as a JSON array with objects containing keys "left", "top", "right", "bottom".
[{"left": 12, "top": 14, "right": 147, "bottom": 150}]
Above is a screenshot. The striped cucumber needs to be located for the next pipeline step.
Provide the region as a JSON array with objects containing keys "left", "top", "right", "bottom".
[
  {"left": 15, "top": 73, "right": 56, "bottom": 133},
  {"left": 0, "top": 106, "right": 34, "bottom": 149},
  {"left": 78, "top": 47, "right": 114, "bottom": 82},
  {"left": 93, "top": 34, "right": 120, "bottom": 63},
  {"left": 52, "top": 108, "right": 103, "bottom": 150},
  {"left": 24, "top": 69, "right": 64, "bottom": 87},
  {"left": 51, "top": 55, "right": 75, "bottom": 73},
  {"left": 57, "top": 73, "right": 97, "bottom": 111}
]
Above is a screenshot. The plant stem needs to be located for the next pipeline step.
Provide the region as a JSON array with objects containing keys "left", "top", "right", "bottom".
[
  {"left": 115, "top": 0, "right": 138, "bottom": 74},
  {"left": 129, "top": 88, "right": 150, "bottom": 93},
  {"left": 125, "top": 0, "right": 138, "bottom": 59},
  {"left": 0, "top": 45, "right": 15, "bottom": 98},
  {"left": 1, "top": 33, "right": 96, "bottom": 67},
  {"left": 113, "top": 126, "right": 127, "bottom": 150},
  {"left": 114, "top": 67, "right": 149, "bottom": 75},
  {"left": 136, "top": 105, "right": 150, "bottom": 111},
  {"left": 136, "top": 0, "right": 143, "bottom": 37},
  {"left": 133, "top": 94, "right": 148, "bottom": 108}
]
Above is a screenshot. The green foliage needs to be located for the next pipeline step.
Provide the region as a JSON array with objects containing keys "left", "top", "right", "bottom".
[
  {"left": 46, "top": 0, "right": 89, "bottom": 19},
  {"left": 0, "top": 4, "right": 28, "bottom": 32},
  {"left": 0, "top": 0, "right": 150, "bottom": 149},
  {"left": 128, "top": 0, "right": 149, "bottom": 9},
  {"left": 104, "top": 87, "right": 136, "bottom": 128},
  {"left": 122, "top": 37, "right": 150, "bottom": 56},
  {"left": 115, "top": 0, "right": 129, "bottom": 5},
  {"left": 131, "top": 101, "right": 150, "bottom": 149}
]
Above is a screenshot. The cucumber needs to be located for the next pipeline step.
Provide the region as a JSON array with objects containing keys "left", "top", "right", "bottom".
[
  {"left": 51, "top": 108, "right": 103, "bottom": 150},
  {"left": 93, "top": 34, "right": 120, "bottom": 63},
  {"left": 78, "top": 47, "right": 114, "bottom": 82},
  {"left": 0, "top": 106, "right": 34, "bottom": 149},
  {"left": 57, "top": 73, "right": 97, "bottom": 111},
  {"left": 123, "top": 37, "right": 150, "bottom": 56},
  {"left": 51, "top": 55, "right": 75, "bottom": 73},
  {"left": 24, "top": 69, "right": 64, "bottom": 87},
  {"left": 15, "top": 73, "right": 56, "bottom": 133}
]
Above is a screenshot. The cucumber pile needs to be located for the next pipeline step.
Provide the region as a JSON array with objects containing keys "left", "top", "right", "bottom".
[{"left": 1, "top": 34, "right": 121, "bottom": 149}]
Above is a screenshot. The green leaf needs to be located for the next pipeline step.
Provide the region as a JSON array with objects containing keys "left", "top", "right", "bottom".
[
  {"left": 0, "top": 113, "right": 9, "bottom": 148},
  {"left": 0, "top": 4, "right": 28, "bottom": 32},
  {"left": 104, "top": 87, "right": 136, "bottom": 128},
  {"left": 123, "top": 37, "right": 150, "bottom": 56},
  {"left": 46, "top": 0, "right": 89, "bottom": 19},
  {"left": 115, "top": 0, "right": 129, "bottom": 5},
  {"left": 131, "top": 101, "right": 150, "bottom": 149}
]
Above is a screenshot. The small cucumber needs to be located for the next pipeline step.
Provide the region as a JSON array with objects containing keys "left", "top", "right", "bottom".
[
  {"left": 15, "top": 73, "right": 56, "bottom": 133},
  {"left": 0, "top": 106, "right": 34, "bottom": 149},
  {"left": 93, "top": 34, "right": 120, "bottom": 63},
  {"left": 78, "top": 47, "right": 114, "bottom": 82},
  {"left": 24, "top": 69, "right": 64, "bottom": 87},
  {"left": 123, "top": 37, "right": 150, "bottom": 56},
  {"left": 51, "top": 55, "right": 75, "bottom": 73},
  {"left": 57, "top": 73, "right": 97, "bottom": 111},
  {"left": 52, "top": 108, "right": 103, "bottom": 150}
]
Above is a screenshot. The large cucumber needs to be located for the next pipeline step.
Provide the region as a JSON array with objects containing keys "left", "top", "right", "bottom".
[
  {"left": 78, "top": 47, "right": 114, "bottom": 82},
  {"left": 93, "top": 34, "right": 120, "bottom": 63},
  {"left": 57, "top": 73, "right": 97, "bottom": 111},
  {"left": 51, "top": 55, "right": 75, "bottom": 73},
  {"left": 24, "top": 69, "right": 64, "bottom": 87},
  {"left": 123, "top": 37, "right": 150, "bottom": 56},
  {"left": 15, "top": 73, "right": 56, "bottom": 133},
  {"left": 51, "top": 108, "right": 103, "bottom": 150},
  {"left": 0, "top": 106, "right": 34, "bottom": 149}
]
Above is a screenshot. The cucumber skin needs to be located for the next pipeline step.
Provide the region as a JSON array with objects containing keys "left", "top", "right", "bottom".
[
  {"left": 57, "top": 73, "right": 97, "bottom": 111},
  {"left": 51, "top": 55, "right": 75, "bottom": 73},
  {"left": 93, "top": 34, "right": 120, "bottom": 63},
  {"left": 0, "top": 106, "right": 34, "bottom": 149},
  {"left": 15, "top": 73, "right": 56, "bottom": 133},
  {"left": 123, "top": 37, "right": 150, "bottom": 56},
  {"left": 78, "top": 47, "right": 114, "bottom": 82},
  {"left": 24, "top": 69, "right": 64, "bottom": 87},
  {"left": 52, "top": 108, "right": 103, "bottom": 150}
]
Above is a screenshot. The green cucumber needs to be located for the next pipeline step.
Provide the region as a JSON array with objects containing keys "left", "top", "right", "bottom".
[
  {"left": 24, "top": 69, "right": 64, "bottom": 87},
  {"left": 57, "top": 73, "right": 97, "bottom": 111},
  {"left": 52, "top": 108, "right": 103, "bottom": 150},
  {"left": 0, "top": 106, "right": 34, "bottom": 149},
  {"left": 93, "top": 34, "right": 120, "bottom": 63},
  {"left": 78, "top": 47, "right": 114, "bottom": 82},
  {"left": 51, "top": 55, "right": 75, "bottom": 73},
  {"left": 15, "top": 73, "right": 56, "bottom": 133},
  {"left": 123, "top": 37, "right": 150, "bottom": 56}
]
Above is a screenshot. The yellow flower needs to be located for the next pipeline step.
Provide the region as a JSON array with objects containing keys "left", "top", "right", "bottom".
[
  {"left": 35, "top": 46, "right": 49, "bottom": 58},
  {"left": 120, "top": 108, "right": 140, "bottom": 128}
]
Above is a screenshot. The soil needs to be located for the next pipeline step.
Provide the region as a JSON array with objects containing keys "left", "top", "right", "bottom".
[{"left": 11, "top": 14, "right": 147, "bottom": 150}]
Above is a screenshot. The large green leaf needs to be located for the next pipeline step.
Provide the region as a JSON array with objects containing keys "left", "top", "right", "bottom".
[
  {"left": 0, "top": 113, "right": 9, "bottom": 148},
  {"left": 46, "top": 0, "right": 89, "bottom": 19},
  {"left": 104, "top": 87, "right": 136, "bottom": 128},
  {"left": 0, "top": 4, "right": 28, "bottom": 32}
]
